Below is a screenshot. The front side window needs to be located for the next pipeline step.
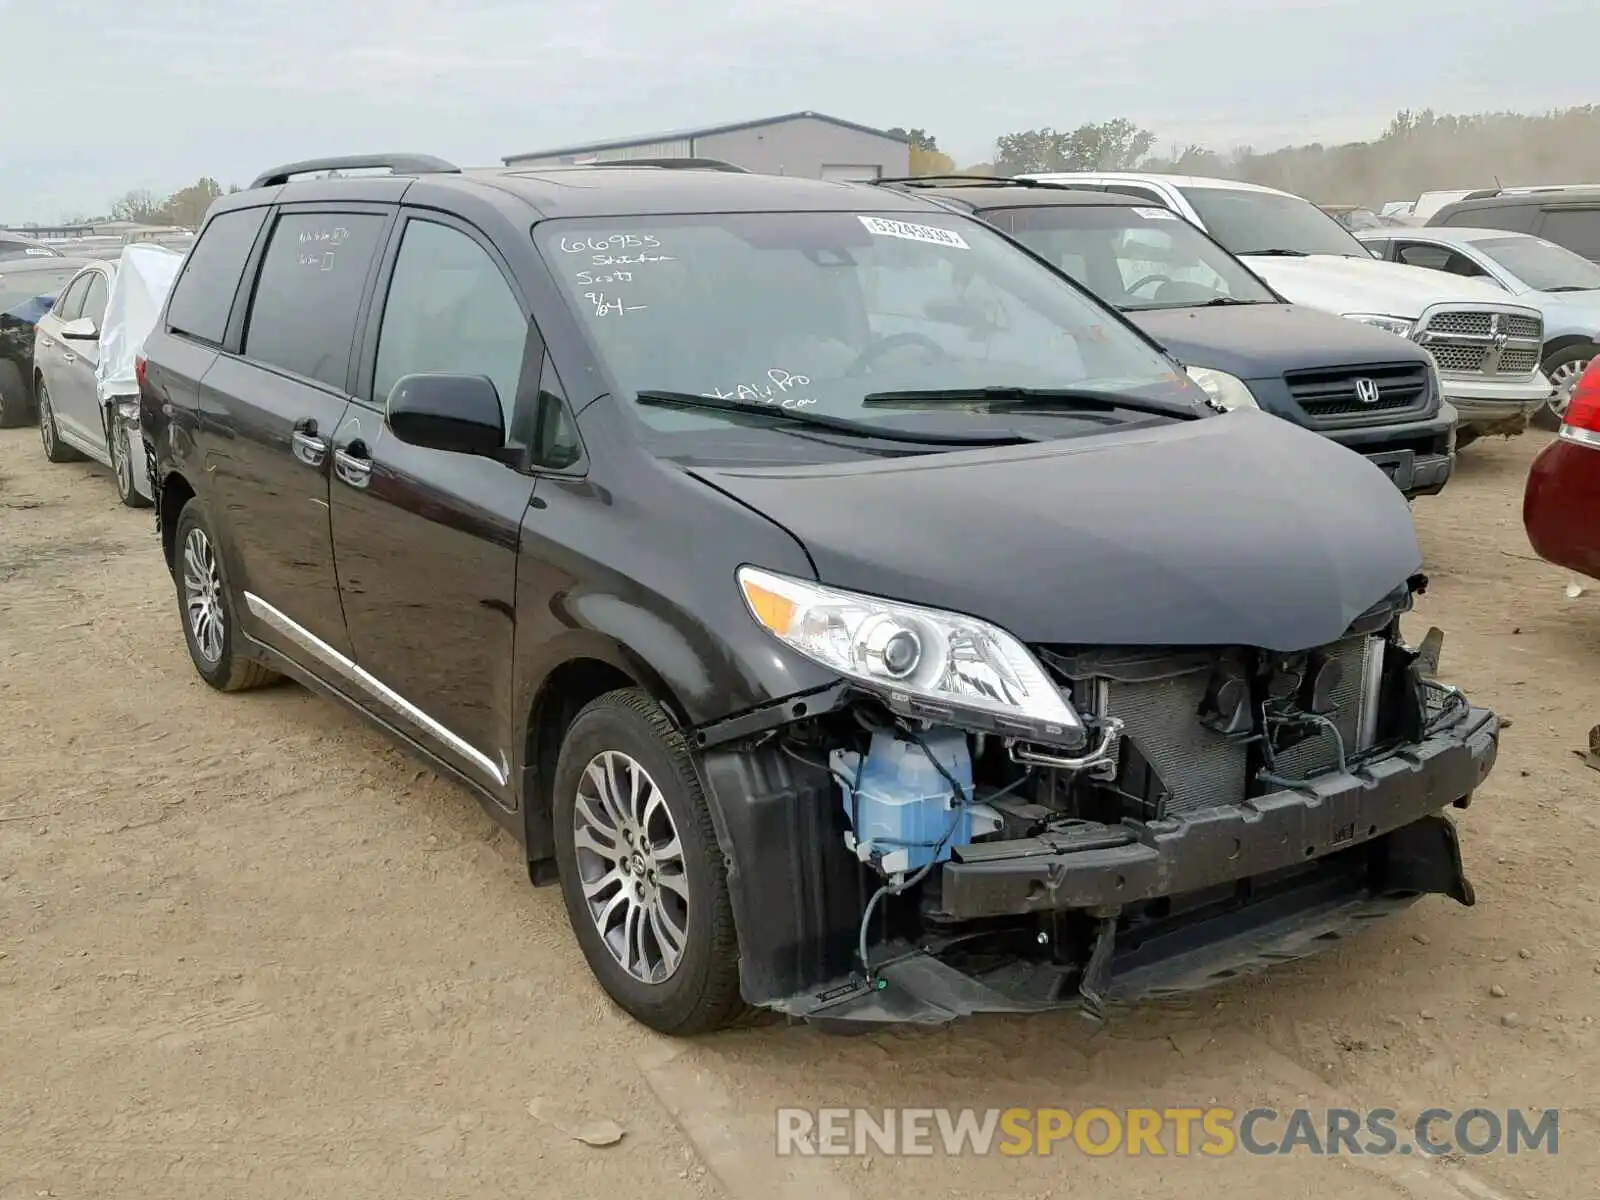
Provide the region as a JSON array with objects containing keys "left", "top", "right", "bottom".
[
  {"left": 534, "top": 210, "right": 1190, "bottom": 438},
  {"left": 81, "top": 272, "right": 109, "bottom": 327},
  {"left": 373, "top": 219, "right": 527, "bottom": 428},
  {"left": 1395, "top": 242, "right": 1492, "bottom": 280},
  {"left": 1000, "top": 204, "right": 1277, "bottom": 310},
  {"left": 54, "top": 274, "right": 92, "bottom": 321},
  {"left": 167, "top": 207, "right": 268, "bottom": 344},
  {"left": 243, "top": 212, "right": 387, "bottom": 388},
  {"left": 1474, "top": 235, "right": 1600, "bottom": 292},
  {"left": 1180, "top": 186, "right": 1370, "bottom": 257}
]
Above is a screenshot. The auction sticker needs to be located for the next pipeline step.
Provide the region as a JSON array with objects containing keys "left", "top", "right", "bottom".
[
  {"left": 858, "top": 216, "right": 970, "bottom": 249},
  {"left": 1132, "top": 206, "right": 1177, "bottom": 220}
]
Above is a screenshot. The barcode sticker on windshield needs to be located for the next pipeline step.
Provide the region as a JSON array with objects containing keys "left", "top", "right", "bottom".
[
  {"left": 1132, "top": 206, "right": 1177, "bottom": 220},
  {"left": 858, "top": 216, "right": 970, "bottom": 249}
]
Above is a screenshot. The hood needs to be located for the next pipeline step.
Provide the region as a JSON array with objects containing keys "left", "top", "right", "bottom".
[
  {"left": 691, "top": 409, "right": 1420, "bottom": 651},
  {"left": 1243, "top": 253, "right": 1520, "bottom": 318},
  {"left": 1537, "top": 290, "right": 1600, "bottom": 331},
  {"left": 1127, "top": 303, "right": 1429, "bottom": 378}
]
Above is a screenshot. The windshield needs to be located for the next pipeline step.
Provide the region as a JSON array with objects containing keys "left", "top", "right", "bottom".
[
  {"left": 535, "top": 211, "right": 1196, "bottom": 441},
  {"left": 1475, "top": 235, "right": 1600, "bottom": 293},
  {"left": 998, "top": 204, "right": 1278, "bottom": 310},
  {"left": 1180, "top": 187, "right": 1370, "bottom": 257}
]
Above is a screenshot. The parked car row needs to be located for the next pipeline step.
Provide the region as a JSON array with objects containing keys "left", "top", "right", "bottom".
[
  {"left": 1013, "top": 172, "right": 1558, "bottom": 443},
  {"left": 16, "top": 244, "right": 183, "bottom": 504},
  {"left": 114, "top": 154, "right": 1499, "bottom": 1036}
]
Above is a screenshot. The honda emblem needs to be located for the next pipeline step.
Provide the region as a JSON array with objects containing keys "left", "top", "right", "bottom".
[{"left": 1354, "top": 377, "right": 1382, "bottom": 404}]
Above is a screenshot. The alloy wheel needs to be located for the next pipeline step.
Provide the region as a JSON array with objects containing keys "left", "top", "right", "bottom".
[
  {"left": 113, "top": 424, "right": 132, "bottom": 496},
  {"left": 571, "top": 750, "right": 690, "bottom": 984},
  {"left": 181, "top": 526, "right": 226, "bottom": 665},
  {"left": 1548, "top": 357, "right": 1590, "bottom": 423}
]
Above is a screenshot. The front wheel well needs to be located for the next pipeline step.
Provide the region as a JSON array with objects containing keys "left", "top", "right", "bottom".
[
  {"left": 158, "top": 472, "right": 195, "bottom": 569},
  {"left": 522, "top": 657, "right": 637, "bottom": 882},
  {"left": 1542, "top": 335, "right": 1599, "bottom": 362}
]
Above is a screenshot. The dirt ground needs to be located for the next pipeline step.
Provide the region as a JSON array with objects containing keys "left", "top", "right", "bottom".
[{"left": 2, "top": 425, "right": 1597, "bottom": 1200}]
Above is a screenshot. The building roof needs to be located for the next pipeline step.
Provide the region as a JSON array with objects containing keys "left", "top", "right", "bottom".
[{"left": 502, "top": 111, "right": 910, "bottom": 164}]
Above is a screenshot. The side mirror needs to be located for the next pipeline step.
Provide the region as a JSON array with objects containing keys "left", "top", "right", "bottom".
[
  {"left": 60, "top": 316, "right": 97, "bottom": 340},
  {"left": 385, "top": 373, "right": 506, "bottom": 458}
]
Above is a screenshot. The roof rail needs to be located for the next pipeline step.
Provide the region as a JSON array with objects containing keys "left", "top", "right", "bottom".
[
  {"left": 585, "top": 157, "right": 749, "bottom": 173},
  {"left": 248, "top": 154, "right": 461, "bottom": 190},
  {"left": 873, "top": 174, "right": 1072, "bottom": 189}
]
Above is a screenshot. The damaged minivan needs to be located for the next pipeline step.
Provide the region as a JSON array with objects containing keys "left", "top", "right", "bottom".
[{"left": 140, "top": 157, "right": 1501, "bottom": 1035}]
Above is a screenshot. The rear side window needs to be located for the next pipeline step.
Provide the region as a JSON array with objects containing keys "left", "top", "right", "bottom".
[
  {"left": 167, "top": 208, "right": 268, "bottom": 344},
  {"left": 244, "top": 212, "right": 387, "bottom": 389},
  {"left": 1537, "top": 209, "right": 1600, "bottom": 262},
  {"left": 1440, "top": 204, "right": 1535, "bottom": 234}
]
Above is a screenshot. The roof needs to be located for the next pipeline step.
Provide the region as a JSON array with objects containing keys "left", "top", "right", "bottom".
[
  {"left": 895, "top": 183, "right": 1147, "bottom": 211},
  {"left": 1434, "top": 186, "right": 1600, "bottom": 214},
  {"left": 1018, "top": 171, "right": 1291, "bottom": 197},
  {"left": 1354, "top": 226, "right": 1539, "bottom": 246},
  {"left": 502, "top": 111, "right": 910, "bottom": 164},
  {"left": 474, "top": 166, "right": 936, "bottom": 218}
]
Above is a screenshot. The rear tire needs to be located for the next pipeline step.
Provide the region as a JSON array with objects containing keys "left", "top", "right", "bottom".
[
  {"left": 551, "top": 687, "right": 748, "bottom": 1035},
  {"left": 1535, "top": 343, "right": 1596, "bottom": 431},
  {"left": 37, "top": 381, "right": 84, "bottom": 463},
  {"left": 171, "top": 499, "right": 279, "bottom": 692},
  {"left": 0, "top": 361, "right": 28, "bottom": 428}
]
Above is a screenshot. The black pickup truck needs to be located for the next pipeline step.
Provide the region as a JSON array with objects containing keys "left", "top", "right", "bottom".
[{"left": 890, "top": 179, "right": 1457, "bottom": 498}]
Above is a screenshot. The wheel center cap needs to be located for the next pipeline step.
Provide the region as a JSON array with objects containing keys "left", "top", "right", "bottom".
[{"left": 630, "top": 851, "right": 647, "bottom": 877}]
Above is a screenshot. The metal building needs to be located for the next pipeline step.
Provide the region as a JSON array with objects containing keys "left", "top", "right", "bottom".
[{"left": 501, "top": 111, "right": 911, "bottom": 181}]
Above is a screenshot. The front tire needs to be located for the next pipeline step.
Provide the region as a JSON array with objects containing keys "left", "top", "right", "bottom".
[
  {"left": 107, "top": 407, "right": 152, "bottom": 508},
  {"left": 38, "top": 382, "right": 84, "bottom": 463},
  {"left": 1536, "top": 343, "right": 1596, "bottom": 431},
  {"left": 552, "top": 688, "right": 746, "bottom": 1035},
  {"left": 171, "top": 500, "right": 279, "bottom": 692}
]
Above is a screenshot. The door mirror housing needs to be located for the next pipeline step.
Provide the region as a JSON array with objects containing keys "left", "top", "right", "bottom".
[
  {"left": 385, "top": 373, "right": 507, "bottom": 458},
  {"left": 60, "top": 316, "right": 98, "bottom": 340}
]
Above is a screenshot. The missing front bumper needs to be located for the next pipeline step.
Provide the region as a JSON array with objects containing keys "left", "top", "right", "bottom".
[{"left": 748, "top": 706, "right": 1496, "bottom": 1029}]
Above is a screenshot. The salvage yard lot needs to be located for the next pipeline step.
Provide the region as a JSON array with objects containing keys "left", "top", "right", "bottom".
[{"left": 1, "top": 425, "right": 1596, "bottom": 1200}]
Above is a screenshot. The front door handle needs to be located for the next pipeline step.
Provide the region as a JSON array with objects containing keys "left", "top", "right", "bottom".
[
  {"left": 334, "top": 442, "right": 372, "bottom": 490},
  {"left": 291, "top": 420, "right": 327, "bottom": 467},
  {"left": 61, "top": 352, "right": 76, "bottom": 365}
]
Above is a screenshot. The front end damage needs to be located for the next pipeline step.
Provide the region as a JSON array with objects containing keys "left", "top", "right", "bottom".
[{"left": 694, "top": 588, "right": 1498, "bottom": 1028}]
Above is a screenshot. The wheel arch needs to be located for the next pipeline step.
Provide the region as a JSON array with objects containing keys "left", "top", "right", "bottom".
[
  {"left": 158, "top": 470, "right": 196, "bottom": 570},
  {"left": 519, "top": 632, "right": 694, "bottom": 882},
  {"left": 1542, "top": 334, "right": 1599, "bottom": 362}
]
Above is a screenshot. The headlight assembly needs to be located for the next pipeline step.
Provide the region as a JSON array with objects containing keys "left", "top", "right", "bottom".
[
  {"left": 736, "top": 566, "right": 1084, "bottom": 746},
  {"left": 1185, "top": 366, "right": 1260, "bottom": 412},
  {"left": 1342, "top": 312, "right": 1417, "bottom": 339}
]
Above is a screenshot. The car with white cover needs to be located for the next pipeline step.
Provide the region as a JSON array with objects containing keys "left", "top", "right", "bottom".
[
  {"left": 33, "top": 244, "right": 183, "bottom": 505},
  {"left": 1015, "top": 173, "right": 1554, "bottom": 440}
]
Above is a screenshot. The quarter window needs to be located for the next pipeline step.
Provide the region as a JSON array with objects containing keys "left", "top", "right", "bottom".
[
  {"left": 372, "top": 219, "right": 528, "bottom": 427},
  {"left": 243, "top": 212, "right": 387, "bottom": 389},
  {"left": 167, "top": 207, "right": 268, "bottom": 344}
]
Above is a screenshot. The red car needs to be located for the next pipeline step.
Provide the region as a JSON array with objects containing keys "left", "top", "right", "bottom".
[{"left": 1525, "top": 355, "right": 1600, "bottom": 580}]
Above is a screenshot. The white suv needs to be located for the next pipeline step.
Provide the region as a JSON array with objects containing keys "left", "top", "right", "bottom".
[{"left": 1019, "top": 172, "right": 1554, "bottom": 437}]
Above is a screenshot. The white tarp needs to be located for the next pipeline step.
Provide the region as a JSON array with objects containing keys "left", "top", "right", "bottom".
[{"left": 96, "top": 243, "right": 183, "bottom": 401}]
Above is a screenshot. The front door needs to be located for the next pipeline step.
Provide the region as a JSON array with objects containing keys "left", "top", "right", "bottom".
[
  {"left": 34, "top": 271, "right": 90, "bottom": 433},
  {"left": 329, "top": 213, "right": 538, "bottom": 801},
  {"left": 204, "top": 205, "right": 393, "bottom": 665},
  {"left": 53, "top": 268, "right": 110, "bottom": 449}
]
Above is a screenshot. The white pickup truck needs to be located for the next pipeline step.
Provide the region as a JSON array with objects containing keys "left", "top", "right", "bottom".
[{"left": 1019, "top": 172, "right": 1553, "bottom": 439}]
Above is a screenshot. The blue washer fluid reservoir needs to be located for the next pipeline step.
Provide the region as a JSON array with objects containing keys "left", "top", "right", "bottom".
[{"left": 830, "top": 729, "right": 999, "bottom": 877}]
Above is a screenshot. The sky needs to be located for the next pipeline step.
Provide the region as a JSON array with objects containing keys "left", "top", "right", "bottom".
[{"left": 2, "top": 0, "right": 1596, "bottom": 222}]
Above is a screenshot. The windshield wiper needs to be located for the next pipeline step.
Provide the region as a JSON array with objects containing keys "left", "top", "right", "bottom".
[
  {"left": 861, "top": 385, "right": 1200, "bottom": 420},
  {"left": 1543, "top": 285, "right": 1593, "bottom": 293},
  {"left": 633, "top": 390, "right": 1038, "bottom": 445},
  {"left": 1198, "top": 295, "right": 1259, "bottom": 306},
  {"left": 1236, "top": 248, "right": 1311, "bottom": 257}
]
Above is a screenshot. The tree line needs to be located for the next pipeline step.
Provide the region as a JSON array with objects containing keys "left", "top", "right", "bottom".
[
  {"left": 973, "top": 105, "right": 1600, "bottom": 206},
  {"left": 65, "top": 104, "right": 1600, "bottom": 224}
]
